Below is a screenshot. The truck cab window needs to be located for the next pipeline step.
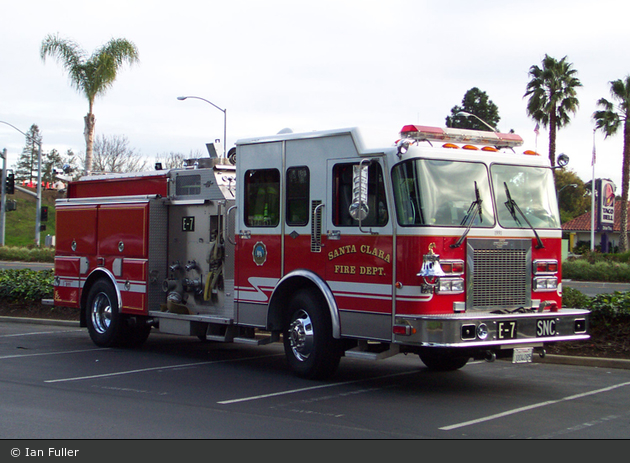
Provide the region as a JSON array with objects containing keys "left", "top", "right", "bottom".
[
  {"left": 491, "top": 164, "right": 560, "bottom": 229},
  {"left": 244, "top": 169, "right": 280, "bottom": 227},
  {"left": 392, "top": 159, "right": 494, "bottom": 227},
  {"left": 332, "top": 162, "right": 388, "bottom": 227},
  {"left": 286, "top": 166, "right": 310, "bottom": 226}
]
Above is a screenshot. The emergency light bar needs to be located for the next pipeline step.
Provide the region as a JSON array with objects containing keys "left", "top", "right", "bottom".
[{"left": 400, "top": 125, "right": 524, "bottom": 149}]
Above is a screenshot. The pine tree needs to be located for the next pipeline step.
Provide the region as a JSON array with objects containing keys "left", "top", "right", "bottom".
[
  {"left": 446, "top": 87, "right": 501, "bottom": 131},
  {"left": 14, "top": 124, "right": 42, "bottom": 185}
]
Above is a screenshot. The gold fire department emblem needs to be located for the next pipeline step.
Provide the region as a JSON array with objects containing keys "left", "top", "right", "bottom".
[{"left": 252, "top": 241, "right": 267, "bottom": 266}]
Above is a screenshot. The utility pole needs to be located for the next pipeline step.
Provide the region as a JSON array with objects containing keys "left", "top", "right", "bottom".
[{"left": 0, "top": 148, "right": 6, "bottom": 246}]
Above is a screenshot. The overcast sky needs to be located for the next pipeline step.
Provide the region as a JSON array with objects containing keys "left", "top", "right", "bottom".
[{"left": 2, "top": 0, "right": 629, "bottom": 191}]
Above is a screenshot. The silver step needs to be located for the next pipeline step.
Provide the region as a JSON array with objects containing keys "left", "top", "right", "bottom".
[
  {"left": 149, "top": 310, "right": 232, "bottom": 325},
  {"left": 149, "top": 310, "right": 232, "bottom": 337},
  {"left": 234, "top": 333, "right": 279, "bottom": 346},
  {"left": 345, "top": 342, "right": 400, "bottom": 360}
]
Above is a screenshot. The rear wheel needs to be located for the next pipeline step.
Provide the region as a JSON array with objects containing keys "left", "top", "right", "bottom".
[
  {"left": 283, "top": 290, "right": 341, "bottom": 380},
  {"left": 419, "top": 349, "right": 469, "bottom": 371},
  {"left": 85, "top": 279, "right": 151, "bottom": 348},
  {"left": 85, "top": 279, "right": 125, "bottom": 347}
]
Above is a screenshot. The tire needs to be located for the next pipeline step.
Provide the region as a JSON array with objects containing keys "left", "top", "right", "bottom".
[
  {"left": 123, "top": 318, "right": 151, "bottom": 348},
  {"left": 85, "top": 279, "right": 126, "bottom": 347},
  {"left": 419, "top": 349, "right": 469, "bottom": 372},
  {"left": 283, "top": 290, "right": 342, "bottom": 380}
]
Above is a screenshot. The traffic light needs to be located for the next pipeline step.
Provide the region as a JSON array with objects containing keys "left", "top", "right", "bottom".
[
  {"left": 41, "top": 206, "right": 49, "bottom": 222},
  {"left": 5, "top": 171, "right": 14, "bottom": 195}
]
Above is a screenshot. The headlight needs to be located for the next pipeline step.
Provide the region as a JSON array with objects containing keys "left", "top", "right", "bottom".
[
  {"left": 533, "top": 276, "right": 558, "bottom": 291},
  {"left": 436, "top": 277, "right": 465, "bottom": 294}
]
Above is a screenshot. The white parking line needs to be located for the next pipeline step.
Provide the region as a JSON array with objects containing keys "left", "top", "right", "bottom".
[
  {"left": 217, "top": 370, "right": 419, "bottom": 404},
  {"left": 0, "top": 348, "right": 107, "bottom": 360},
  {"left": 0, "top": 329, "right": 83, "bottom": 338},
  {"left": 45, "top": 353, "right": 284, "bottom": 383},
  {"left": 440, "top": 380, "right": 630, "bottom": 431}
]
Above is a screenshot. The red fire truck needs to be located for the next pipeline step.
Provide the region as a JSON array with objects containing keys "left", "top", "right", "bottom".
[{"left": 53, "top": 124, "right": 589, "bottom": 379}]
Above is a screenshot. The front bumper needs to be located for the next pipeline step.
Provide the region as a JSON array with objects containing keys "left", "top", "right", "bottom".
[{"left": 394, "top": 308, "right": 590, "bottom": 348}]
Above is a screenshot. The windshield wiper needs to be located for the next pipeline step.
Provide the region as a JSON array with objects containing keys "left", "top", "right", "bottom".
[
  {"left": 503, "top": 182, "right": 544, "bottom": 249},
  {"left": 451, "top": 181, "right": 483, "bottom": 248}
]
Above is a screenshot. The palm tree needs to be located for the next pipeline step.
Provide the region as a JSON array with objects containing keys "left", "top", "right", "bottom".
[
  {"left": 593, "top": 76, "right": 630, "bottom": 252},
  {"left": 524, "top": 55, "right": 582, "bottom": 167},
  {"left": 40, "top": 33, "right": 139, "bottom": 175}
]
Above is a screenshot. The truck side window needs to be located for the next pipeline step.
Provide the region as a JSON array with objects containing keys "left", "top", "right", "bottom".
[
  {"left": 332, "top": 162, "right": 388, "bottom": 227},
  {"left": 244, "top": 169, "right": 280, "bottom": 227},
  {"left": 286, "top": 166, "right": 309, "bottom": 226}
]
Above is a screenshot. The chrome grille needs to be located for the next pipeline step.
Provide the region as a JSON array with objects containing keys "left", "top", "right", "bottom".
[{"left": 466, "top": 239, "right": 531, "bottom": 310}]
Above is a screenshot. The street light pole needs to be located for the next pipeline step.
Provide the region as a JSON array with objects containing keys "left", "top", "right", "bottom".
[
  {"left": 0, "top": 120, "right": 43, "bottom": 247},
  {"left": 177, "top": 96, "right": 227, "bottom": 157}
]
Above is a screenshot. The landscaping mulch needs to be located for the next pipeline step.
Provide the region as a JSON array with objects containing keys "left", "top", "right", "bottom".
[{"left": 0, "top": 302, "right": 79, "bottom": 321}]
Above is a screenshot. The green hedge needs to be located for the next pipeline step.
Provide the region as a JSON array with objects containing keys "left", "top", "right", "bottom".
[
  {"left": 562, "top": 259, "right": 630, "bottom": 282},
  {"left": 0, "top": 269, "right": 54, "bottom": 302},
  {"left": 0, "top": 246, "right": 55, "bottom": 263},
  {"left": 563, "top": 286, "right": 630, "bottom": 327}
]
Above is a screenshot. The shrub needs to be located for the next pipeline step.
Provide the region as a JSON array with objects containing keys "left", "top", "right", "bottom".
[
  {"left": 562, "top": 286, "right": 591, "bottom": 309},
  {"left": 0, "top": 269, "right": 54, "bottom": 302},
  {"left": 562, "top": 287, "right": 630, "bottom": 330},
  {"left": 588, "top": 291, "right": 630, "bottom": 327}
]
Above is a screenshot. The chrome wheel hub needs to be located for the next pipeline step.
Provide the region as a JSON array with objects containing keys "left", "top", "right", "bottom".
[
  {"left": 288, "top": 309, "right": 314, "bottom": 362},
  {"left": 91, "top": 293, "right": 113, "bottom": 334}
]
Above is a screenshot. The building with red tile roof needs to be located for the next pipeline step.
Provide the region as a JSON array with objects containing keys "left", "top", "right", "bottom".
[{"left": 562, "top": 201, "right": 628, "bottom": 252}]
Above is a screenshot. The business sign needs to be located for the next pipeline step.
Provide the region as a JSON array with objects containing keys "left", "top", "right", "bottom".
[{"left": 598, "top": 178, "right": 615, "bottom": 232}]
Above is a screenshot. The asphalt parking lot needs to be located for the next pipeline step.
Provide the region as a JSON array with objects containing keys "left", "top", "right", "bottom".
[{"left": 2, "top": 317, "right": 630, "bottom": 441}]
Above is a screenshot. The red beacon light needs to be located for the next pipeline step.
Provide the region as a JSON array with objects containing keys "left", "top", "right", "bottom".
[{"left": 400, "top": 125, "right": 524, "bottom": 149}]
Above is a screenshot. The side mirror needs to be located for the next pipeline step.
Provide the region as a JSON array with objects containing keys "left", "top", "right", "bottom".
[{"left": 349, "top": 163, "right": 369, "bottom": 221}]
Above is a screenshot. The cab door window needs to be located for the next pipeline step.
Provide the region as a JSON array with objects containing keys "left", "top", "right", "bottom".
[
  {"left": 332, "top": 162, "right": 388, "bottom": 227},
  {"left": 244, "top": 169, "right": 280, "bottom": 227},
  {"left": 286, "top": 166, "right": 309, "bottom": 226}
]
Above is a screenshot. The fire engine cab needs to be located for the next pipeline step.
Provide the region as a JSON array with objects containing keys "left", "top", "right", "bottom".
[{"left": 53, "top": 124, "right": 590, "bottom": 379}]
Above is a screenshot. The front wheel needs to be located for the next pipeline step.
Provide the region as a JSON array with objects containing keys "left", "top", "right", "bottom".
[{"left": 283, "top": 290, "right": 341, "bottom": 380}]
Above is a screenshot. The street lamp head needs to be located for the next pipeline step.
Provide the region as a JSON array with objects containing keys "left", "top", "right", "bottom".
[
  {"left": 176, "top": 95, "right": 227, "bottom": 158},
  {"left": 454, "top": 111, "right": 497, "bottom": 132}
]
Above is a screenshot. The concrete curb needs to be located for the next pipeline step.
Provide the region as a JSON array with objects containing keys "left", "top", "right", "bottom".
[
  {"left": 0, "top": 316, "right": 80, "bottom": 328},
  {"left": 2, "top": 316, "right": 630, "bottom": 370},
  {"left": 534, "top": 353, "right": 630, "bottom": 370}
]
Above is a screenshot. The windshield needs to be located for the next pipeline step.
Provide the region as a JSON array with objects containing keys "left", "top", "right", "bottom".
[
  {"left": 392, "top": 159, "right": 494, "bottom": 227},
  {"left": 491, "top": 164, "right": 560, "bottom": 229}
]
